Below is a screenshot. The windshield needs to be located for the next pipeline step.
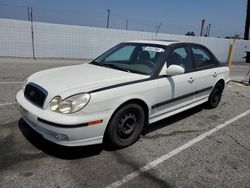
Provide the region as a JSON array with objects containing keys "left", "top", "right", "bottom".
[{"left": 92, "top": 43, "right": 167, "bottom": 75}]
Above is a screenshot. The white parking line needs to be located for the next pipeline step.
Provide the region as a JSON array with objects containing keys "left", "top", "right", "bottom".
[
  {"left": 0, "top": 81, "right": 23, "bottom": 84},
  {"left": 1, "top": 120, "right": 13, "bottom": 125},
  {"left": 106, "top": 109, "right": 250, "bottom": 188},
  {"left": 0, "top": 102, "right": 16, "bottom": 106}
]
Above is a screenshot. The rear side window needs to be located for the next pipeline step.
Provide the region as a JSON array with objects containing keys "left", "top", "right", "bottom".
[
  {"left": 191, "top": 46, "right": 214, "bottom": 69},
  {"left": 167, "top": 47, "right": 192, "bottom": 72}
]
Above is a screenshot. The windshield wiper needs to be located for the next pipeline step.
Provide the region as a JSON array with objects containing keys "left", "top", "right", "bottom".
[
  {"left": 90, "top": 61, "right": 102, "bottom": 66},
  {"left": 104, "top": 63, "right": 130, "bottom": 72},
  {"left": 91, "top": 61, "right": 149, "bottom": 75}
]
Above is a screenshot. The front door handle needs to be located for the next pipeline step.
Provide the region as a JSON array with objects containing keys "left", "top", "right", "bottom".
[
  {"left": 212, "top": 72, "right": 217, "bottom": 78},
  {"left": 188, "top": 77, "right": 195, "bottom": 83}
]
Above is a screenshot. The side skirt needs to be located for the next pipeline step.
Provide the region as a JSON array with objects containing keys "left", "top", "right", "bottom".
[{"left": 149, "top": 97, "right": 208, "bottom": 124}]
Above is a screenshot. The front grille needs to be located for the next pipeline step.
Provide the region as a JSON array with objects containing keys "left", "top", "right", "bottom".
[{"left": 24, "top": 83, "right": 48, "bottom": 108}]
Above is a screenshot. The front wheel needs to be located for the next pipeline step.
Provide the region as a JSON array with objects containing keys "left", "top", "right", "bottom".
[
  {"left": 206, "top": 82, "right": 223, "bottom": 109},
  {"left": 106, "top": 103, "right": 145, "bottom": 148}
]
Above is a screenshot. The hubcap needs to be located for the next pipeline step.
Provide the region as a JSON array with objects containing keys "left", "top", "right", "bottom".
[{"left": 117, "top": 112, "right": 137, "bottom": 139}]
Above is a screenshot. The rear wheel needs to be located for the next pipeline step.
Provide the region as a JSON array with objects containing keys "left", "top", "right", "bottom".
[
  {"left": 206, "top": 82, "right": 223, "bottom": 109},
  {"left": 106, "top": 103, "right": 145, "bottom": 148}
]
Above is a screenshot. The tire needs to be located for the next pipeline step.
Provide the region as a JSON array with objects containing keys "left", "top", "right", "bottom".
[
  {"left": 206, "top": 82, "right": 223, "bottom": 109},
  {"left": 106, "top": 103, "right": 145, "bottom": 148}
]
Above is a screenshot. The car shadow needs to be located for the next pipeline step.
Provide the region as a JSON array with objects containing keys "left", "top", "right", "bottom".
[
  {"left": 18, "top": 104, "right": 204, "bottom": 159},
  {"left": 142, "top": 104, "right": 204, "bottom": 135},
  {"left": 18, "top": 119, "right": 103, "bottom": 160}
]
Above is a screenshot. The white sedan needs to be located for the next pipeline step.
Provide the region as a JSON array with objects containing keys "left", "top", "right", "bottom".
[{"left": 16, "top": 40, "right": 230, "bottom": 147}]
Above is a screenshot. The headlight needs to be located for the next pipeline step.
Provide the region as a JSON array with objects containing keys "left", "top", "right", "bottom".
[{"left": 50, "top": 93, "right": 91, "bottom": 114}]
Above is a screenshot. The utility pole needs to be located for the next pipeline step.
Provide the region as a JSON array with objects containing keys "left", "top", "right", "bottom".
[
  {"left": 205, "top": 25, "right": 209, "bottom": 37},
  {"left": 200, "top": 19, "right": 205, "bottom": 36},
  {"left": 106, "top": 9, "right": 111, "bottom": 29},
  {"left": 126, "top": 18, "right": 128, "bottom": 31},
  {"left": 205, "top": 24, "right": 211, "bottom": 37},
  {"left": 244, "top": 0, "right": 250, "bottom": 40},
  {"left": 208, "top": 24, "right": 211, "bottom": 37},
  {"left": 155, "top": 22, "right": 162, "bottom": 38}
]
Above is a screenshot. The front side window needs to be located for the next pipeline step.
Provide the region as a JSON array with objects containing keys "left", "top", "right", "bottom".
[
  {"left": 167, "top": 47, "right": 192, "bottom": 72},
  {"left": 191, "top": 46, "right": 214, "bottom": 69},
  {"left": 93, "top": 43, "right": 166, "bottom": 75}
]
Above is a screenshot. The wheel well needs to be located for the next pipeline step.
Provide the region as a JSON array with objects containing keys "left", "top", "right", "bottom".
[
  {"left": 107, "top": 99, "right": 149, "bottom": 129},
  {"left": 216, "top": 79, "right": 225, "bottom": 90},
  {"left": 123, "top": 99, "right": 149, "bottom": 123},
  {"left": 103, "top": 99, "right": 149, "bottom": 142}
]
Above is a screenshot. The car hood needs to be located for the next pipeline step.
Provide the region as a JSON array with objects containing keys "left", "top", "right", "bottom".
[{"left": 28, "top": 63, "right": 149, "bottom": 99}]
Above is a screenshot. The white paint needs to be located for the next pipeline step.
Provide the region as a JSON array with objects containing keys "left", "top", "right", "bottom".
[
  {"left": 0, "top": 18, "right": 250, "bottom": 62},
  {"left": 106, "top": 109, "right": 250, "bottom": 188},
  {"left": 1, "top": 120, "right": 13, "bottom": 125},
  {"left": 0, "top": 102, "right": 16, "bottom": 106}
]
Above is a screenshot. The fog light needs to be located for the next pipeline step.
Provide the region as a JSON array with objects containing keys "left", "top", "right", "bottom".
[{"left": 48, "top": 132, "right": 69, "bottom": 141}]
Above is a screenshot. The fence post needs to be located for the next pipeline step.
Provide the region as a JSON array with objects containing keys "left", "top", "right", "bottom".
[
  {"left": 29, "top": 7, "right": 36, "bottom": 60},
  {"left": 227, "top": 39, "right": 237, "bottom": 69}
]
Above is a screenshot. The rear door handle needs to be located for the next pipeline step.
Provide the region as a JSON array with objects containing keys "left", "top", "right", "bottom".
[
  {"left": 188, "top": 77, "right": 195, "bottom": 83},
  {"left": 212, "top": 72, "right": 217, "bottom": 77}
]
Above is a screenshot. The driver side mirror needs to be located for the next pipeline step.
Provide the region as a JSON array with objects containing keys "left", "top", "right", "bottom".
[{"left": 166, "top": 64, "right": 185, "bottom": 76}]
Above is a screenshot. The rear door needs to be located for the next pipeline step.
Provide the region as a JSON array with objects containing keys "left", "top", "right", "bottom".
[{"left": 190, "top": 45, "right": 220, "bottom": 101}]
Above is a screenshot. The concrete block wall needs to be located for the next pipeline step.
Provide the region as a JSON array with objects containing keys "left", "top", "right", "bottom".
[{"left": 0, "top": 18, "right": 249, "bottom": 63}]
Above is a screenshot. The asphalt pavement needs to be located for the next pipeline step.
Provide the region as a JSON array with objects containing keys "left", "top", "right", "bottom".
[{"left": 0, "top": 58, "right": 249, "bottom": 188}]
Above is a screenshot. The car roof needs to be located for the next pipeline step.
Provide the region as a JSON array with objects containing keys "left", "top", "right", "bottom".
[{"left": 127, "top": 40, "right": 180, "bottom": 46}]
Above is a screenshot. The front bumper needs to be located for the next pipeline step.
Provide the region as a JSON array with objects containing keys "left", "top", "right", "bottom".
[{"left": 16, "top": 91, "right": 113, "bottom": 146}]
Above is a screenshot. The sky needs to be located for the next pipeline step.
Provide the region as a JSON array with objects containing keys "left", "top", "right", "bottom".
[{"left": 0, "top": 0, "right": 247, "bottom": 37}]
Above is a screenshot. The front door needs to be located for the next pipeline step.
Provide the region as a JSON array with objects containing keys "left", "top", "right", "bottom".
[{"left": 151, "top": 45, "right": 198, "bottom": 121}]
